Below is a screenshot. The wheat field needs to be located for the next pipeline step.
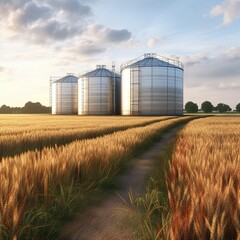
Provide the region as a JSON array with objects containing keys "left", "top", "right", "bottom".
[
  {"left": 0, "top": 115, "right": 174, "bottom": 159},
  {"left": 0, "top": 115, "right": 194, "bottom": 239},
  {"left": 0, "top": 115, "right": 175, "bottom": 135},
  {"left": 167, "top": 117, "right": 240, "bottom": 240}
]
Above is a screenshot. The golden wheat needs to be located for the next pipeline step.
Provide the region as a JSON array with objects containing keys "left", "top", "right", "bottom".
[
  {"left": 167, "top": 117, "right": 240, "bottom": 240},
  {"left": 0, "top": 116, "right": 194, "bottom": 238},
  {"left": 0, "top": 115, "right": 174, "bottom": 135},
  {"left": 0, "top": 115, "right": 174, "bottom": 159}
]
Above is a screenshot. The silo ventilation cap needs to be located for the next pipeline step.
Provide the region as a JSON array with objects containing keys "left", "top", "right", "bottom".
[
  {"left": 96, "top": 65, "right": 106, "bottom": 69},
  {"left": 144, "top": 53, "right": 156, "bottom": 58}
]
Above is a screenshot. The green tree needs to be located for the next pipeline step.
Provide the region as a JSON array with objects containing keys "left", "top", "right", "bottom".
[
  {"left": 201, "top": 101, "right": 213, "bottom": 113},
  {"left": 0, "top": 105, "right": 12, "bottom": 114},
  {"left": 185, "top": 101, "right": 198, "bottom": 113},
  {"left": 22, "top": 102, "right": 50, "bottom": 113},
  {"left": 236, "top": 103, "right": 240, "bottom": 113},
  {"left": 216, "top": 103, "right": 232, "bottom": 113},
  {"left": 12, "top": 107, "right": 22, "bottom": 114}
]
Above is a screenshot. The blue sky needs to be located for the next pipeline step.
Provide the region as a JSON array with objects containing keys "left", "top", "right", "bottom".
[{"left": 0, "top": 0, "right": 240, "bottom": 108}]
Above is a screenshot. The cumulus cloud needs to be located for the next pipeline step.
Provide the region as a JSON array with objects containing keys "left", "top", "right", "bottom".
[
  {"left": 15, "top": 2, "right": 51, "bottom": 26},
  {"left": 50, "top": 23, "right": 132, "bottom": 59},
  {"left": 0, "top": 0, "right": 132, "bottom": 49},
  {"left": 181, "top": 47, "right": 240, "bottom": 90},
  {"left": 181, "top": 48, "right": 240, "bottom": 108},
  {"left": 84, "top": 24, "right": 132, "bottom": 43},
  {"left": 56, "top": 41, "right": 107, "bottom": 61},
  {"left": 30, "top": 20, "right": 82, "bottom": 43},
  {"left": 210, "top": 0, "right": 240, "bottom": 25},
  {"left": 104, "top": 29, "right": 132, "bottom": 42},
  {"left": 73, "top": 41, "right": 107, "bottom": 56},
  {"left": 45, "top": 0, "right": 92, "bottom": 17},
  {"left": 180, "top": 55, "right": 210, "bottom": 67},
  {"left": 0, "top": 0, "right": 29, "bottom": 13},
  {"left": 0, "top": 0, "right": 92, "bottom": 43},
  {"left": 147, "top": 37, "right": 166, "bottom": 48},
  {"left": 217, "top": 82, "right": 240, "bottom": 89}
]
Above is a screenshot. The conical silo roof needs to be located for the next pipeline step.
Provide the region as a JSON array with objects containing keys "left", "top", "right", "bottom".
[
  {"left": 130, "top": 57, "right": 175, "bottom": 68},
  {"left": 53, "top": 74, "right": 78, "bottom": 83},
  {"left": 81, "top": 66, "right": 120, "bottom": 78},
  {"left": 121, "top": 53, "right": 184, "bottom": 71}
]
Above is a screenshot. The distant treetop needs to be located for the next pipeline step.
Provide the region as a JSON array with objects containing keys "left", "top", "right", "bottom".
[
  {"left": 236, "top": 103, "right": 240, "bottom": 113},
  {"left": 216, "top": 103, "right": 232, "bottom": 113},
  {"left": 0, "top": 101, "right": 50, "bottom": 114},
  {"left": 185, "top": 101, "right": 198, "bottom": 113},
  {"left": 201, "top": 101, "right": 213, "bottom": 113}
]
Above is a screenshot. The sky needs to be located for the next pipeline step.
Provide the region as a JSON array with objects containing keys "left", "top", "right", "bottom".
[{"left": 0, "top": 0, "right": 240, "bottom": 109}]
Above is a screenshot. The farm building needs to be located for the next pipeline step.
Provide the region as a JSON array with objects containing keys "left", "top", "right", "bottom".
[
  {"left": 78, "top": 65, "right": 120, "bottom": 115},
  {"left": 121, "top": 53, "right": 184, "bottom": 115},
  {"left": 50, "top": 74, "right": 78, "bottom": 115},
  {"left": 50, "top": 53, "right": 184, "bottom": 116}
]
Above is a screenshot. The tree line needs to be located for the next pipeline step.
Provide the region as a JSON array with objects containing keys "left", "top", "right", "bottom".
[
  {"left": 185, "top": 101, "right": 240, "bottom": 113},
  {"left": 0, "top": 102, "right": 50, "bottom": 114},
  {"left": 0, "top": 100, "right": 239, "bottom": 114}
]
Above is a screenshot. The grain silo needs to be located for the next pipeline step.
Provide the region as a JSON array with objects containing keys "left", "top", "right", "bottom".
[
  {"left": 50, "top": 74, "right": 78, "bottom": 114},
  {"left": 78, "top": 65, "right": 120, "bottom": 115},
  {"left": 120, "top": 53, "right": 184, "bottom": 115}
]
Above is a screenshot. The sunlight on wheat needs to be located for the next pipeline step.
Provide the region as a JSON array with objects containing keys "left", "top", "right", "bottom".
[
  {"left": 167, "top": 117, "right": 240, "bottom": 240},
  {"left": 0, "top": 115, "right": 193, "bottom": 238}
]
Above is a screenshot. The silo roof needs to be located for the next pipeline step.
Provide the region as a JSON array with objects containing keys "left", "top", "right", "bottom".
[
  {"left": 82, "top": 68, "right": 120, "bottom": 78},
  {"left": 53, "top": 74, "right": 78, "bottom": 83},
  {"left": 130, "top": 57, "right": 176, "bottom": 68},
  {"left": 121, "top": 53, "right": 184, "bottom": 71}
]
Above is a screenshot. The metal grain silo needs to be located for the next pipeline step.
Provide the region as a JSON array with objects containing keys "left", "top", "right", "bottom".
[
  {"left": 121, "top": 53, "right": 184, "bottom": 116},
  {"left": 78, "top": 65, "right": 120, "bottom": 115},
  {"left": 50, "top": 74, "right": 78, "bottom": 114}
]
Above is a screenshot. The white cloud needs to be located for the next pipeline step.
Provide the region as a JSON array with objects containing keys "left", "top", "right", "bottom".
[
  {"left": 183, "top": 48, "right": 240, "bottom": 83},
  {"left": 72, "top": 41, "right": 107, "bottom": 56},
  {"left": 210, "top": 0, "right": 240, "bottom": 25},
  {"left": 50, "top": 24, "right": 133, "bottom": 60},
  {"left": 0, "top": 0, "right": 92, "bottom": 43},
  {"left": 30, "top": 20, "right": 82, "bottom": 43},
  {"left": 182, "top": 47, "right": 240, "bottom": 108},
  {"left": 84, "top": 24, "right": 132, "bottom": 44},
  {"left": 0, "top": 0, "right": 132, "bottom": 48},
  {"left": 218, "top": 82, "right": 240, "bottom": 89},
  {"left": 180, "top": 54, "right": 210, "bottom": 66},
  {"left": 15, "top": 2, "right": 51, "bottom": 26},
  {"left": 147, "top": 37, "right": 166, "bottom": 48}
]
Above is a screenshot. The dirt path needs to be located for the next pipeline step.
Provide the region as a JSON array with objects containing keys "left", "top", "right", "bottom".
[{"left": 60, "top": 126, "right": 182, "bottom": 240}]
